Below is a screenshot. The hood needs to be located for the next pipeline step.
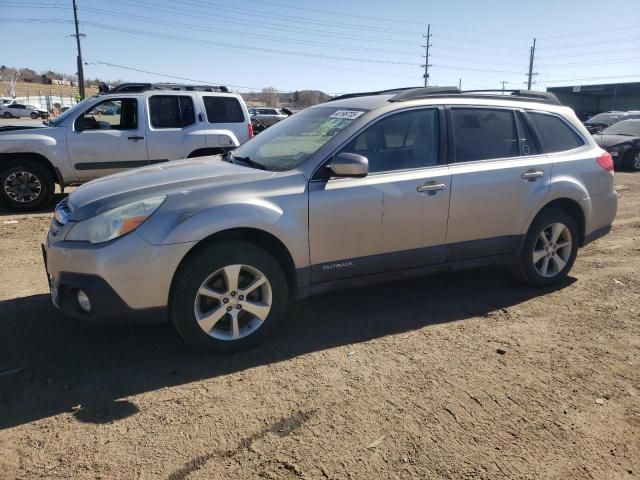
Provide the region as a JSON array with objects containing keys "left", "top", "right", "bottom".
[
  {"left": 67, "top": 156, "right": 277, "bottom": 219},
  {"left": 593, "top": 134, "right": 638, "bottom": 148},
  {"left": 0, "top": 124, "right": 50, "bottom": 133}
]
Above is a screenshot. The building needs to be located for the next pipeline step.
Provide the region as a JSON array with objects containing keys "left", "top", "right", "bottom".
[{"left": 546, "top": 82, "right": 640, "bottom": 120}]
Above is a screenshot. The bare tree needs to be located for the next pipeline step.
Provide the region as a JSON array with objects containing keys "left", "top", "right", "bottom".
[{"left": 260, "top": 87, "right": 279, "bottom": 106}]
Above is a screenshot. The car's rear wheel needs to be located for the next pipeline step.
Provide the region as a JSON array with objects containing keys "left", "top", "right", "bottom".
[
  {"left": 512, "top": 208, "right": 579, "bottom": 287},
  {"left": 0, "top": 160, "right": 55, "bottom": 211},
  {"left": 623, "top": 150, "right": 640, "bottom": 172},
  {"left": 30, "top": 112, "right": 38, "bottom": 119},
  {"left": 3, "top": 112, "right": 11, "bottom": 119},
  {"left": 170, "top": 241, "right": 288, "bottom": 353}
]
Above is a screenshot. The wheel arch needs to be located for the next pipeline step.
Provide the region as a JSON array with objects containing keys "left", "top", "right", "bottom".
[
  {"left": 528, "top": 197, "right": 586, "bottom": 246},
  {"left": 171, "top": 227, "right": 298, "bottom": 299},
  {"left": 0, "top": 152, "right": 63, "bottom": 187}
]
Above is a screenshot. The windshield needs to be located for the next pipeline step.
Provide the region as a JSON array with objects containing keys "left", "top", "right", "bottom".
[
  {"left": 47, "top": 97, "right": 93, "bottom": 126},
  {"left": 585, "top": 113, "right": 621, "bottom": 125},
  {"left": 601, "top": 120, "right": 640, "bottom": 136},
  {"left": 231, "top": 106, "right": 368, "bottom": 171}
]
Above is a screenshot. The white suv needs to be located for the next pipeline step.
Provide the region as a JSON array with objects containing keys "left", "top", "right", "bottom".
[{"left": 0, "top": 83, "right": 253, "bottom": 211}]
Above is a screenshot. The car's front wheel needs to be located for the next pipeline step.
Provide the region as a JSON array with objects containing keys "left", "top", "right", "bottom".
[
  {"left": 512, "top": 208, "right": 579, "bottom": 287},
  {"left": 0, "top": 160, "right": 55, "bottom": 211},
  {"left": 30, "top": 112, "right": 39, "bottom": 119},
  {"left": 170, "top": 241, "right": 288, "bottom": 353}
]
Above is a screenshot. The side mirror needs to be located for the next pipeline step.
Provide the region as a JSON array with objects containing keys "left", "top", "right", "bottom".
[
  {"left": 76, "top": 116, "right": 97, "bottom": 132},
  {"left": 328, "top": 153, "right": 369, "bottom": 178}
]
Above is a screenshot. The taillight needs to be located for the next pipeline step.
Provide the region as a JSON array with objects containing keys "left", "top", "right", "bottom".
[
  {"left": 596, "top": 152, "right": 614, "bottom": 172},
  {"left": 248, "top": 122, "right": 254, "bottom": 138}
]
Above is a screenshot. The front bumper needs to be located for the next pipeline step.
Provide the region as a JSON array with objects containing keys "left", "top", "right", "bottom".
[{"left": 44, "top": 230, "right": 195, "bottom": 323}]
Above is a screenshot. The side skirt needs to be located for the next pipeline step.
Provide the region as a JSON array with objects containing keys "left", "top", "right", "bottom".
[{"left": 294, "top": 253, "right": 519, "bottom": 300}]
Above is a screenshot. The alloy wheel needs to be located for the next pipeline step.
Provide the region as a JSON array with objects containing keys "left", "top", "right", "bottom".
[
  {"left": 194, "top": 264, "right": 272, "bottom": 341},
  {"left": 532, "top": 222, "right": 572, "bottom": 278},
  {"left": 4, "top": 171, "right": 42, "bottom": 203}
]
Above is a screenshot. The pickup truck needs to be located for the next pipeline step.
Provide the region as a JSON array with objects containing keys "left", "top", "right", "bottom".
[{"left": 0, "top": 83, "right": 253, "bottom": 211}]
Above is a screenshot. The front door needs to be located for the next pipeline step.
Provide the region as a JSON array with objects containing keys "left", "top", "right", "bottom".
[
  {"left": 67, "top": 97, "right": 148, "bottom": 180},
  {"left": 309, "top": 107, "right": 451, "bottom": 283},
  {"left": 445, "top": 107, "right": 552, "bottom": 260}
]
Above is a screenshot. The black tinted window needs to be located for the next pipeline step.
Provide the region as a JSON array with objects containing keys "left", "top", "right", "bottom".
[
  {"left": 451, "top": 108, "right": 518, "bottom": 162},
  {"left": 529, "top": 112, "right": 584, "bottom": 153},
  {"left": 515, "top": 113, "right": 539, "bottom": 156},
  {"left": 340, "top": 109, "right": 439, "bottom": 173},
  {"left": 149, "top": 95, "right": 195, "bottom": 128},
  {"left": 203, "top": 96, "right": 245, "bottom": 123}
]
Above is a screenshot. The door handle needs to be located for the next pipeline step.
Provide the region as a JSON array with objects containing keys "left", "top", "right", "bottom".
[
  {"left": 128, "top": 136, "right": 144, "bottom": 141},
  {"left": 417, "top": 181, "right": 447, "bottom": 193},
  {"left": 521, "top": 169, "right": 544, "bottom": 181}
]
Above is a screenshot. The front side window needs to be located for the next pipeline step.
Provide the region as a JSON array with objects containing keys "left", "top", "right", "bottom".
[
  {"left": 451, "top": 108, "right": 518, "bottom": 162},
  {"left": 339, "top": 108, "right": 439, "bottom": 173},
  {"left": 529, "top": 112, "right": 585, "bottom": 153},
  {"left": 149, "top": 95, "right": 195, "bottom": 128},
  {"left": 75, "top": 98, "right": 138, "bottom": 131},
  {"left": 203, "top": 96, "right": 244, "bottom": 123}
]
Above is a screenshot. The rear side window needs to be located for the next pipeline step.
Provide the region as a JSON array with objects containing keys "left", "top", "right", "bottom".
[
  {"left": 149, "top": 95, "right": 195, "bottom": 128},
  {"left": 515, "top": 112, "right": 539, "bottom": 156},
  {"left": 528, "top": 112, "right": 585, "bottom": 153},
  {"left": 203, "top": 96, "right": 245, "bottom": 123},
  {"left": 451, "top": 108, "right": 518, "bottom": 162}
]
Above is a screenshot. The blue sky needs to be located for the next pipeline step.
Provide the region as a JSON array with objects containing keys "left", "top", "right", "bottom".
[{"left": 2, "top": 0, "right": 639, "bottom": 94}]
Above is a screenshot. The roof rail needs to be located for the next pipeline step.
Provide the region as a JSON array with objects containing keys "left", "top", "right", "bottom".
[
  {"left": 389, "top": 86, "right": 460, "bottom": 102},
  {"left": 329, "top": 87, "right": 417, "bottom": 102},
  {"left": 105, "top": 83, "right": 229, "bottom": 93},
  {"left": 463, "top": 89, "right": 561, "bottom": 105}
]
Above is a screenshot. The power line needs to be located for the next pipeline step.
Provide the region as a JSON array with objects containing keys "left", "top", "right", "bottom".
[
  {"left": 82, "top": 21, "right": 422, "bottom": 66},
  {"left": 155, "top": 0, "right": 423, "bottom": 36},
  {"left": 78, "top": 6, "right": 418, "bottom": 56},
  {"left": 107, "top": 0, "right": 420, "bottom": 46},
  {"left": 539, "top": 25, "right": 640, "bottom": 39}
]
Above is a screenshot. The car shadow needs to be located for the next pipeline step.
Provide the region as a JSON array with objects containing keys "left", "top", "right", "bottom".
[
  {"left": 0, "top": 269, "right": 575, "bottom": 430},
  {"left": 0, "top": 193, "right": 67, "bottom": 217}
]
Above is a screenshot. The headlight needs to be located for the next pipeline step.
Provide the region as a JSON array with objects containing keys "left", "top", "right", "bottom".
[{"left": 65, "top": 196, "right": 166, "bottom": 244}]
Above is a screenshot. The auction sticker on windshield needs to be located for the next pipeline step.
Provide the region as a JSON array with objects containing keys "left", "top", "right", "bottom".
[{"left": 329, "top": 110, "right": 365, "bottom": 120}]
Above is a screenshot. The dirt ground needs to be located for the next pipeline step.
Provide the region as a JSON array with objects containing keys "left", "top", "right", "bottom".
[{"left": 0, "top": 174, "right": 639, "bottom": 480}]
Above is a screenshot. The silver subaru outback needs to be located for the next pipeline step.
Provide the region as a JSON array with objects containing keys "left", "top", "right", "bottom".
[{"left": 44, "top": 87, "right": 618, "bottom": 352}]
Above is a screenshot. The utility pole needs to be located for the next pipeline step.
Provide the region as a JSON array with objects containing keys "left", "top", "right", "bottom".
[
  {"left": 501, "top": 81, "right": 507, "bottom": 94},
  {"left": 72, "top": 0, "right": 86, "bottom": 99},
  {"left": 421, "top": 24, "right": 431, "bottom": 87},
  {"left": 526, "top": 37, "right": 536, "bottom": 90}
]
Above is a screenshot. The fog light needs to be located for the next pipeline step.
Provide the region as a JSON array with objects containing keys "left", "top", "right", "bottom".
[{"left": 77, "top": 290, "right": 91, "bottom": 312}]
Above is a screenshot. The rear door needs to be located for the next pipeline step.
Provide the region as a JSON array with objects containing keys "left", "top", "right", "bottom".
[
  {"left": 67, "top": 97, "right": 149, "bottom": 180},
  {"left": 145, "top": 94, "right": 205, "bottom": 162},
  {"left": 445, "top": 106, "right": 551, "bottom": 260},
  {"left": 201, "top": 95, "right": 250, "bottom": 146}
]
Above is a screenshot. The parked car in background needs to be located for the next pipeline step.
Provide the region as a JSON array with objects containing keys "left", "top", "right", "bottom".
[
  {"left": 43, "top": 86, "right": 617, "bottom": 353},
  {"left": 0, "top": 83, "right": 253, "bottom": 211},
  {"left": 251, "top": 107, "right": 288, "bottom": 127},
  {"left": 0, "top": 103, "right": 48, "bottom": 119},
  {"left": 583, "top": 111, "right": 625, "bottom": 134},
  {"left": 593, "top": 119, "right": 640, "bottom": 171},
  {"left": 618, "top": 111, "right": 640, "bottom": 122}
]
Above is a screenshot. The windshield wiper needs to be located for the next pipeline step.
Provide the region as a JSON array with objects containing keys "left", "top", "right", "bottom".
[{"left": 230, "top": 154, "right": 267, "bottom": 170}]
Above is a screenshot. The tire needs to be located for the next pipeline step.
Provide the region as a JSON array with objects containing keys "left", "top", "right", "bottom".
[
  {"left": 0, "top": 160, "right": 55, "bottom": 211},
  {"left": 623, "top": 150, "right": 640, "bottom": 172},
  {"left": 3, "top": 112, "right": 11, "bottom": 119},
  {"left": 170, "top": 241, "right": 289, "bottom": 353},
  {"left": 30, "top": 112, "right": 38, "bottom": 119},
  {"left": 512, "top": 208, "right": 579, "bottom": 287}
]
